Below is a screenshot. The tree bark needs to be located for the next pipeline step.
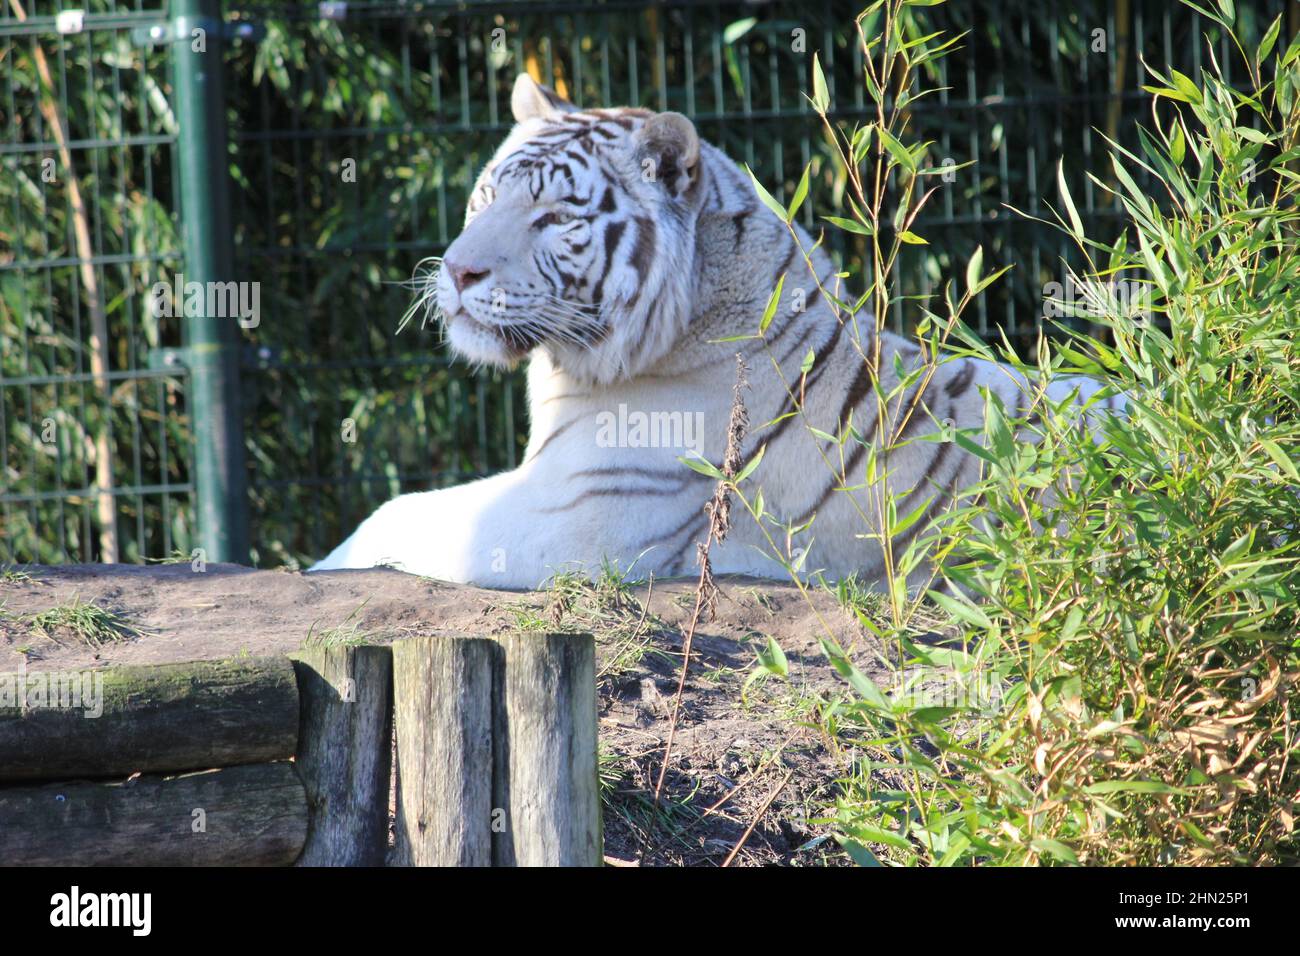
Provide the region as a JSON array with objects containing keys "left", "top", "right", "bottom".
[
  {"left": 291, "top": 646, "right": 393, "bottom": 866},
  {"left": 0, "top": 657, "right": 299, "bottom": 781},
  {"left": 0, "top": 762, "right": 307, "bottom": 865},
  {"left": 492, "top": 632, "right": 601, "bottom": 867},
  {"left": 391, "top": 635, "right": 495, "bottom": 866}
]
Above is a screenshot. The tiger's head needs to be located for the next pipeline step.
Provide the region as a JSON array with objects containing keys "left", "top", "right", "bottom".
[{"left": 434, "top": 74, "right": 709, "bottom": 385}]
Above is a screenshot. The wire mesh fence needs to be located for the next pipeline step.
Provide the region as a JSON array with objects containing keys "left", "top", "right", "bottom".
[
  {"left": 2, "top": 0, "right": 1292, "bottom": 567},
  {"left": 2, "top": 2, "right": 187, "bottom": 565}
]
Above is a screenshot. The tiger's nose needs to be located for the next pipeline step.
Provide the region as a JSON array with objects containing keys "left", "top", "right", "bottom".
[{"left": 447, "top": 261, "right": 490, "bottom": 293}]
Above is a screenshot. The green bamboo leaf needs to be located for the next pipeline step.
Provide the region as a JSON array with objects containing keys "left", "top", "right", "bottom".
[
  {"left": 971, "top": 264, "right": 1013, "bottom": 295},
  {"left": 1259, "top": 438, "right": 1300, "bottom": 482},
  {"left": 927, "top": 589, "right": 994, "bottom": 630},
  {"left": 951, "top": 428, "right": 996, "bottom": 465},
  {"left": 722, "top": 17, "right": 757, "bottom": 44},
  {"left": 1057, "top": 159, "right": 1084, "bottom": 239},
  {"left": 836, "top": 838, "right": 885, "bottom": 867},
  {"left": 889, "top": 494, "right": 934, "bottom": 538},
  {"left": 1143, "top": 84, "right": 1195, "bottom": 104},
  {"left": 735, "top": 443, "right": 766, "bottom": 482},
  {"left": 1283, "top": 30, "right": 1300, "bottom": 66},
  {"left": 877, "top": 127, "right": 917, "bottom": 174},
  {"left": 787, "top": 163, "right": 811, "bottom": 224},
  {"left": 756, "top": 634, "right": 788, "bottom": 677},
  {"left": 745, "top": 164, "right": 789, "bottom": 222},
  {"left": 1084, "top": 780, "right": 1188, "bottom": 795},
  {"left": 1169, "top": 69, "right": 1203, "bottom": 104},
  {"left": 824, "top": 215, "right": 874, "bottom": 236},
  {"left": 965, "top": 245, "right": 984, "bottom": 295},
  {"left": 678, "top": 454, "right": 723, "bottom": 479},
  {"left": 986, "top": 396, "right": 1014, "bottom": 461},
  {"left": 1030, "top": 839, "right": 1079, "bottom": 864},
  {"left": 1257, "top": 14, "right": 1282, "bottom": 65},
  {"left": 842, "top": 825, "right": 911, "bottom": 851},
  {"left": 821, "top": 638, "right": 891, "bottom": 711},
  {"left": 811, "top": 53, "right": 830, "bottom": 113},
  {"left": 759, "top": 274, "right": 786, "bottom": 335},
  {"left": 1170, "top": 120, "right": 1186, "bottom": 165}
]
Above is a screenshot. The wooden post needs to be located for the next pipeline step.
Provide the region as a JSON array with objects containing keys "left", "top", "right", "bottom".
[
  {"left": 0, "top": 762, "right": 308, "bottom": 865},
  {"left": 0, "top": 658, "right": 299, "bottom": 781},
  {"left": 493, "top": 632, "right": 601, "bottom": 867},
  {"left": 291, "top": 646, "right": 393, "bottom": 866},
  {"left": 391, "top": 636, "right": 495, "bottom": 866}
]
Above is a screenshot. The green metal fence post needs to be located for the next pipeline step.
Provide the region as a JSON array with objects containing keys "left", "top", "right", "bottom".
[{"left": 169, "top": 0, "right": 249, "bottom": 564}]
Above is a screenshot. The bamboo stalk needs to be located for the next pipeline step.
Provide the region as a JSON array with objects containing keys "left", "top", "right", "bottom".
[{"left": 9, "top": 0, "right": 118, "bottom": 561}]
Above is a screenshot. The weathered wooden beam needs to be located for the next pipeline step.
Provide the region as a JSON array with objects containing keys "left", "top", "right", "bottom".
[
  {"left": 493, "top": 632, "right": 601, "bottom": 867},
  {"left": 0, "top": 657, "right": 299, "bottom": 782},
  {"left": 0, "top": 762, "right": 308, "bottom": 865},
  {"left": 391, "top": 635, "right": 495, "bottom": 866},
  {"left": 291, "top": 646, "right": 393, "bottom": 866}
]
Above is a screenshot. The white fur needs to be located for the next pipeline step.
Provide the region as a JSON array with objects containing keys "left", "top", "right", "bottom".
[{"left": 313, "top": 77, "right": 1119, "bottom": 588}]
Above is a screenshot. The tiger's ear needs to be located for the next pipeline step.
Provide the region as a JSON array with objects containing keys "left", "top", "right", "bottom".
[
  {"left": 511, "top": 73, "right": 577, "bottom": 122},
  {"left": 634, "top": 112, "right": 701, "bottom": 199}
]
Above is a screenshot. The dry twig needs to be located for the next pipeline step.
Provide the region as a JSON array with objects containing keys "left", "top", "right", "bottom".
[
  {"left": 722, "top": 770, "right": 794, "bottom": 867},
  {"left": 653, "top": 355, "right": 749, "bottom": 805}
]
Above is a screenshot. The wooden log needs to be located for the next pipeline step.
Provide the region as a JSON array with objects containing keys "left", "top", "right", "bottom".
[
  {"left": 391, "top": 635, "right": 495, "bottom": 866},
  {"left": 291, "top": 646, "right": 393, "bottom": 866},
  {"left": 493, "top": 632, "right": 601, "bottom": 867},
  {"left": 0, "top": 762, "right": 308, "bottom": 865},
  {"left": 0, "top": 657, "right": 299, "bottom": 781}
]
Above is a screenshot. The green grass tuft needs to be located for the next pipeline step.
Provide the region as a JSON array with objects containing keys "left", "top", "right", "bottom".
[{"left": 26, "top": 596, "right": 142, "bottom": 648}]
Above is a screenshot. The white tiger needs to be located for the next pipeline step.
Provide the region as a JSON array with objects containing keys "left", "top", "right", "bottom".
[{"left": 313, "top": 74, "right": 1119, "bottom": 588}]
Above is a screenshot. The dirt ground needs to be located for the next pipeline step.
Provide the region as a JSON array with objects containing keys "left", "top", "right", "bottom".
[{"left": 0, "top": 562, "right": 892, "bottom": 866}]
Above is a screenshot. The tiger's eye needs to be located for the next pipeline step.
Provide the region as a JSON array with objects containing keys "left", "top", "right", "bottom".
[{"left": 532, "top": 210, "right": 572, "bottom": 230}]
